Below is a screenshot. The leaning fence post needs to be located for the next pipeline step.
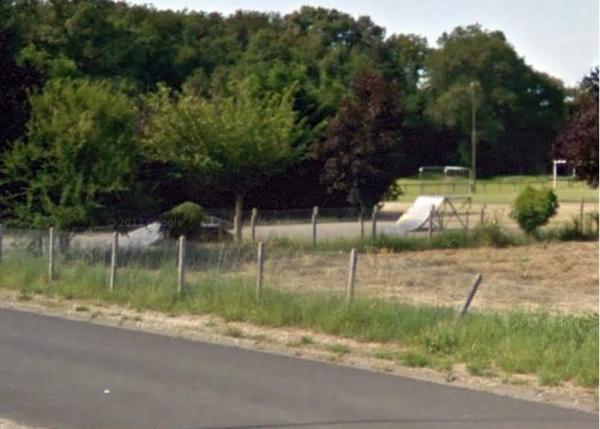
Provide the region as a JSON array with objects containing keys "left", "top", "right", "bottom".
[
  {"left": 311, "top": 206, "right": 319, "bottom": 246},
  {"left": 48, "top": 227, "right": 54, "bottom": 281},
  {"left": 428, "top": 205, "right": 434, "bottom": 238},
  {"left": 250, "top": 208, "right": 258, "bottom": 242},
  {"left": 371, "top": 205, "right": 379, "bottom": 239},
  {"left": 177, "top": 235, "right": 186, "bottom": 296},
  {"left": 459, "top": 274, "right": 483, "bottom": 318},
  {"left": 109, "top": 232, "right": 118, "bottom": 291},
  {"left": 346, "top": 248, "right": 358, "bottom": 304},
  {"left": 0, "top": 223, "right": 3, "bottom": 264},
  {"left": 256, "top": 241, "right": 264, "bottom": 300}
]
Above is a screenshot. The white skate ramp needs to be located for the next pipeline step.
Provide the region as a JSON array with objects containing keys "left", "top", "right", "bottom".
[
  {"left": 119, "top": 222, "right": 163, "bottom": 249},
  {"left": 393, "top": 196, "right": 446, "bottom": 234}
]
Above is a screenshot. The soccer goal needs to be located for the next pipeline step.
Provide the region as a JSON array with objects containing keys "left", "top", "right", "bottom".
[{"left": 418, "top": 166, "right": 471, "bottom": 194}]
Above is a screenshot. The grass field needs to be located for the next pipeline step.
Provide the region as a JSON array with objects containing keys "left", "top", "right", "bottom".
[
  {"left": 394, "top": 175, "right": 598, "bottom": 204},
  {"left": 0, "top": 240, "right": 597, "bottom": 389}
]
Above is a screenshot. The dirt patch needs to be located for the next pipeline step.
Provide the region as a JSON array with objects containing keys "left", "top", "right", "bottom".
[
  {"left": 0, "top": 289, "right": 596, "bottom": 415},
  {"left": 0, "top": 418, "right": 43, "bottom": 429},
  {"left": 261, "top": 242, "right": 598, "bottom": 313}
]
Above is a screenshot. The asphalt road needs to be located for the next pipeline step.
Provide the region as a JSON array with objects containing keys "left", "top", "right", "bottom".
[{"left": 0, "top": 308, "right": 596, "bottom": 429}]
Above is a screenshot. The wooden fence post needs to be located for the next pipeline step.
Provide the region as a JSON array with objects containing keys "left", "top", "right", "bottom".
[
  {"left": 358, "top": 207, "right": 365, "bottom": 240},
  {"left": 250, "top": 208, "right": 258, "bottom": 242},
  {"left": 465, "top": 210, "right": 470, "bottom": 230},
  {"left": 256, "top": 241, "right": 264, "bottom": 300},
  {"left": 428, "top": 205, "right": 434, "bottom": 238},
  {"left": 0, "top": 223, "right": 3, "bottom": 264},
  {"left": 177, "top": 235, "right": 186, "bottom": 296},
  {"left": 109, "top": 232, "right": 118, "bottom": 291},
  {"left": 371, "top": 205, "right": 379, "bottom": 238},
  {"left": 346, "top": 248, "right": 357, "bottom": 304},
  {"left": 480, "top": 204, "right": 486, "bottom": 225},
  {"left": 311, "top": 206, "right": 319, "bottom": 246},
  {"left": 48, "top": 227, "right": 54, "bottom": 282},
  {"left": 580, "top": 198, "right": 585, "bottom": 234},
  {"left": 459, "top": 274, "right": 483, "bottom": 318}
]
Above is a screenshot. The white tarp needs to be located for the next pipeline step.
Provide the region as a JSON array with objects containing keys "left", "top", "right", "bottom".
[{"left": 388, "top": 196, "right": 446, "bottom": 235}]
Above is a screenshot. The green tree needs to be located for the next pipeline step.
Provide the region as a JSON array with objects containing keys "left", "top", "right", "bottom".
[
  {"left": 3, "top": 78, "right": 138, "bottom": 229},
  {"left": 425, "top": 25, "right": 565, "bottom": 175},
  {"left": 142, "top": 81, "right": 298, "bottom": 240}
]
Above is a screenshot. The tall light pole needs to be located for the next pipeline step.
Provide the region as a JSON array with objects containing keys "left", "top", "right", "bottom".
[{"left": 470, "top": 81, "right": 477, "bottom": 194}]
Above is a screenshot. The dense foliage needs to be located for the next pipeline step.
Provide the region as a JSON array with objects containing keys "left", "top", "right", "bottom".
[
  {"left": 0, "top": 0, "right": 584, "bottom": 227},
  {"left": 2, "top": 78, "right": 138, "bottom": 229},
  {"left": 511, "top": 186, "right": 559, "bottom": 235},
  {"left": 319, "top": 72, "right": 404, "bottom": 208},
  {"left": 553, "top": 68, "right": 599, "bottom": 187},
  {"left": 161, "top": 201, "right": 206, "bottom": 239},
  {"left": 143, "top": 81, "right": 298, "bottom": 238}
]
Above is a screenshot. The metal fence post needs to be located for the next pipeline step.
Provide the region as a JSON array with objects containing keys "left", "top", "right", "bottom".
[
  {"left": 177, "top": 235, "right": 186, "bottom": 296},
  {"left": 371, "top": 205, "right": 379, "bottom": 239},
  {"left": 311, "top": 206, "right": 319, "bottom": 246},
  {"left": 256, "top": 241, "right": 264, "bottom": 300},
  {"left": 346, "top": 248, "right": 357, "bottom": 304},
  {"left": 109, "top": 232, "right": 118, "bottom": 291},
  {"left": 250, "top": 208, "right": 258, "bottom": 242}
]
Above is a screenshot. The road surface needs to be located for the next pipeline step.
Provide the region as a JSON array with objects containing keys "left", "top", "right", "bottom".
[{"left": 0, "top": 308, "right": 596, "bottom": 429}]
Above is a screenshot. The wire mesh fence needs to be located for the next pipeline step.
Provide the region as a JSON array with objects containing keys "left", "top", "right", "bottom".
[{"left": 0, "top": 223, "right": 597, "bottom": 314}]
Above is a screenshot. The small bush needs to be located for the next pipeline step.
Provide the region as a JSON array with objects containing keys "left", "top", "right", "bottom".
[
  {"left": 511, "top": 186, "right": 558, "bottom": 235},
  {"left": 400, "top": 351, "right": 429, "bottom": 367},
  {"left": 423, "top": 327, "right": 458, "bottom": 355},
  {"left": 161, "top": 202, "right": 206, "bottom": 239},
  {"left": 473, "top": 215, "right": 516, "bottom": 247}
]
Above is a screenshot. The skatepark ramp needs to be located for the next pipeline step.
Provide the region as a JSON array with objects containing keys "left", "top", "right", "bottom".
[
  {"left": 381, "top": 195, "right": 471, "bottom": 236},
  {"left": 393, "top": 196, "right": 446, "bottom": 234},
  {"left": 118, "top": 222, "right": 163, "bottom": 249}
]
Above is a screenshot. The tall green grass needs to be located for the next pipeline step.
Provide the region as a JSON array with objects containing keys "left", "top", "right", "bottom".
[{"left": 1, "top": 251, "right": 597, "bottom": 388}]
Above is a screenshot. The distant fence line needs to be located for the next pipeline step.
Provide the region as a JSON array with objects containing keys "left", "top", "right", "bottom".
[{"left": 398, "top": 177, "right": 585, "bottom": 195}]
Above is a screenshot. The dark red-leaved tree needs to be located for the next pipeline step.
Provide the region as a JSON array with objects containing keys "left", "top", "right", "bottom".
[
  {"left": 553, "top": 68, "right": 599, "bottom": 187},
  {"left": 318, "top": 72, "right": 404, "bottom": 210}
]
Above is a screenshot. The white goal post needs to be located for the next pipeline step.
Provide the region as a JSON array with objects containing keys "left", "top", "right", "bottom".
[{"left": 418, "top": 166, "right": 472, "bottom": 194}]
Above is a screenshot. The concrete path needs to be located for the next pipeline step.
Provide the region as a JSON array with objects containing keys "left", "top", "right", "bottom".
[{"left": 0, "top": 308, "right": 596, "bottom": 429}]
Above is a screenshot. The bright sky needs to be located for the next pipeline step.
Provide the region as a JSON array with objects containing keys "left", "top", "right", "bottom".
[{"left": 126, "top": 0, "right": 599, "bottom": 87}]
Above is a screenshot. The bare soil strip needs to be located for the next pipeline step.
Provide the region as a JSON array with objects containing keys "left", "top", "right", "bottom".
[{"left": 262, "top": 242, "right": 598, "bottom": 313}]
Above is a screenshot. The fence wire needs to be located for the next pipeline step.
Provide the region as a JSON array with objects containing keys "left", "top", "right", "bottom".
[{"left": 0, "top": 218, "right": 596, "bottom": 315}]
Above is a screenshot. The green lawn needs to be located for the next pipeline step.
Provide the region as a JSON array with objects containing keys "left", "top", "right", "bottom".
[{"left": 394, "top": 175, "right": 598, "bottom": 204}]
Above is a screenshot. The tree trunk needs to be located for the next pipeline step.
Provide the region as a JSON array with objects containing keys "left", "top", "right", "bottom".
[{"left": 233, "top": 194, "right": 244, "bottom": 241}]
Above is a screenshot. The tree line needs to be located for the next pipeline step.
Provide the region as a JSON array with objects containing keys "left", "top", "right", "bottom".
[{"left": 0, "top": 0, "right": 595, "bottom": 231}]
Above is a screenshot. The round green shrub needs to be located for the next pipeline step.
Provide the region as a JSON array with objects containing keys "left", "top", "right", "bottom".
[
  {"left": 511, "top": 186, "right": 559, "bottom": 235},
  {"left": 161, "top": 202, "right": 206, "bottom": 239}
]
